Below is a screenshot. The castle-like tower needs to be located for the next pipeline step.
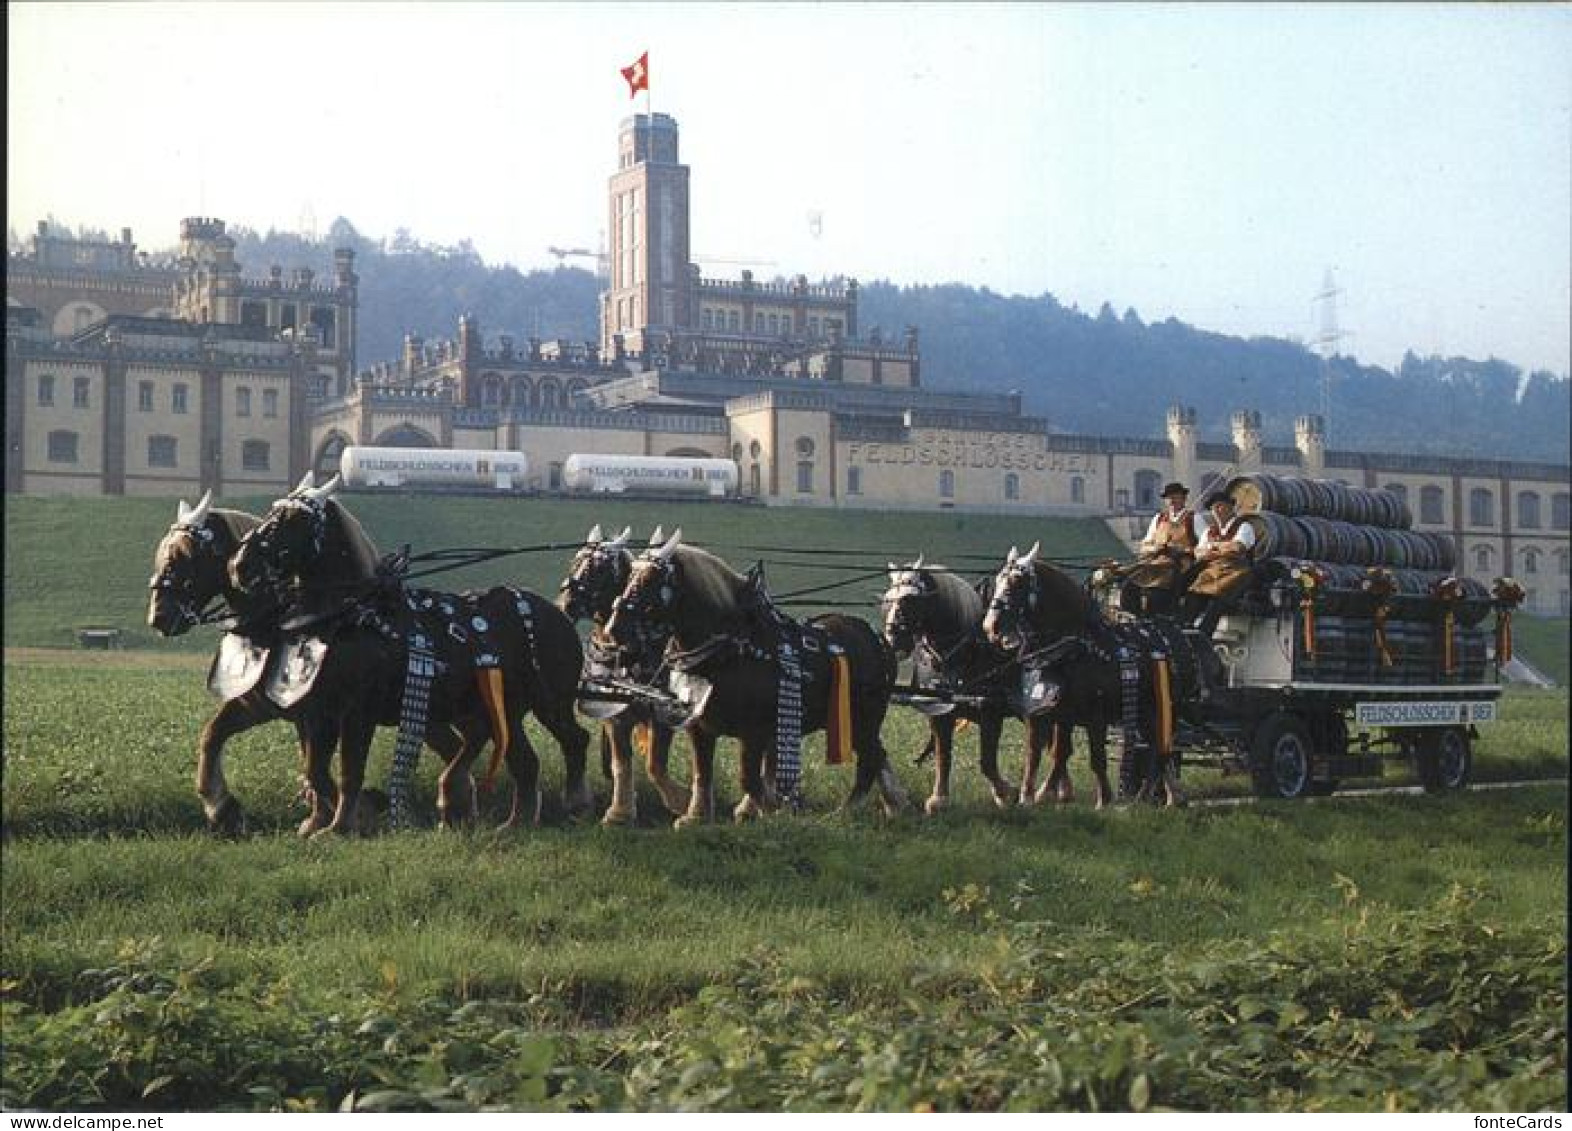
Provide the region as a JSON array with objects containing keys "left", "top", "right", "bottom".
[{"left": 601, "top": 113, "right": 690, "bottom": 358}]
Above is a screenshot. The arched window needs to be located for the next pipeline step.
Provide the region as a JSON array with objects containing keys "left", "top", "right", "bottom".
[
  {"left": 1522, "top": 547, "right": 1540, "bottom": 575},
  {"left": 1004, "top": 473, "right": 1020, "bottom": 501},
  {"left": 749, "top": 462, "right": 761, "bottom": 496},
  {"left": 1553, "top": 493, "right": 1570, "bottom": 531},
  {"left": 939, "top": 470, "right": 955, "bottom": 499},
  {"left": 1556, "top": 549, "right": 1569, "bottom": 576},
  {"left": 795, "top": 437, "right": 815, "bottom": 458},
  {"left": 480, "top": 374, "right": 502, "bottom": 407},
  {"left": 1469, "top": 488, "right": 1494, "bottom": 527},
  {"left": 1419, "top": 485, "right": 1445, "bottom": 525},
  {"left": 508, "top": 377, "right": 531, "bottom": 408},
  {"left": 1517, "top": 492, "right": 1541, "bottom": 529},
  {"left": 731, "top": 442, "right": 744, "bottom": 463},
  {"left": 748, "top": 440, "right": 762, "bottom": 459},
  {"left": 1473, "top": 545, "right": 1494, "bottom": 573},
  {"left": 539, "top": 379, "right": 562, "bottom": 410},
  {"left": 1071, "top": 476, "right": 1086, "bottom": 504}
]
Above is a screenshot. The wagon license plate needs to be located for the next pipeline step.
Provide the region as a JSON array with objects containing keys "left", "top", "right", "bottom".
[{"left": 1354, "top": 700, "right": 1497, "bottom": 727}]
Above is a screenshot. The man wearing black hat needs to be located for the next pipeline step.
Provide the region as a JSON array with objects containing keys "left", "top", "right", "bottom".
[
  {"left": 1180, "top": 490, "right": 1258, "bottom": 637},
  {"left": 1119, "top": 481, "right": 1206, "bottom": 615}
]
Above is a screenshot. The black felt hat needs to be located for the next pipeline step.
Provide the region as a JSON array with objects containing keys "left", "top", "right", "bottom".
[{"left": 1161, "top": 481, "right": 1188, "bottom": 498}]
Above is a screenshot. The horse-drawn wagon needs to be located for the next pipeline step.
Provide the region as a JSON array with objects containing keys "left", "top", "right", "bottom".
[{"left": 1092, "top": 474, "right": 1516, "bottom": 800}]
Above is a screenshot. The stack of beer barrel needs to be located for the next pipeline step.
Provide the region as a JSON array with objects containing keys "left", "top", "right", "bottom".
[{"left": 1228, "top": 473, "right": 1492, "bottom": 684}]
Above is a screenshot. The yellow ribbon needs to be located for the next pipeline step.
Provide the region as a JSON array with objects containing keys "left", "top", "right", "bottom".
[
  {"left": 825, "top": 655, "right": 852, "bottom": 765},
  {"left": 478, "top": 667, "right": 510, "bottom": 791},
  {"left": 1441, "top": 609, "right": 1456, "bottom": 676},
  {"left": 1374, "top": 604, "right": 1395, "bottom": 668},
  {"left": 1495, "top": 609, "right": 1513, "bottom": 665}
]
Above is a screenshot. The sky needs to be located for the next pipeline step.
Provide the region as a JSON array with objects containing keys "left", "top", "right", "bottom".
[{"left": 8, "top": 2, "right": 1571, "bottom": 378}]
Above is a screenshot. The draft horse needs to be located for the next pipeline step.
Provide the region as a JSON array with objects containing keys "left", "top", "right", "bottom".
[
  {"left": 881, "top": 559, "right": 1058, "bottom": 813},
  {"left": 228, "top": 474, "right": 591, "bottom": 832},
  {"left": 147, "top": 492, "right": 339, "bottom": 833},
  {"left": 558, "top": 524, "right": 690, "bottom": 824},
  {"left": 981, "top": 543, "right": 1194, "bottom": 807},
  {"left": 602, "top": 530, "right": 908, "bottom": 824}
]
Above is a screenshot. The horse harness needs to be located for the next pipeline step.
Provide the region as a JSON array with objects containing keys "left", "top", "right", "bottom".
[
  {"left": 632, "top": 560, "right": 848, "bottom": 807},
  {"left": 210, "top": 551, "right": 541, "bottom": 828},
  {"left": 1000, "top": 567, "right": 1202, "bottom": 787}
]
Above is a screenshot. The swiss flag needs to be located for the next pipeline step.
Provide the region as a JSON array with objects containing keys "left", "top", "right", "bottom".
[{"left": 621, "top": 51, "right": 649, "bottom": 98}]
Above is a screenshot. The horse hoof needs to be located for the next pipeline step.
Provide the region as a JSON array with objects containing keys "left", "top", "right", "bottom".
[
  {"left": 923, "top": 795, "right": 949, "bottom": 816},
  {"left": 990, "top": 790, "right": 1014, "bottom": 810},
  {"left": 600, "top": 808, "right": 635, "bottom": 827},
  {"left": 674, "top": 813, "right": 706, "bottom": 829}
]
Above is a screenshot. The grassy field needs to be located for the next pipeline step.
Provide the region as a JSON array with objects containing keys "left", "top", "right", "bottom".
[
  {"left": 2, "top": 496, "right": 1567, "bottom": 1110},
  {"left": 1, "top": 649, "right": 1566, "bottom": 1111}
]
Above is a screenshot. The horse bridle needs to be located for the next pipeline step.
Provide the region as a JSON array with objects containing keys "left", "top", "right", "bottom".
[
  {"left": 880, "top": 569, "right": 937, "bottom": 651},
  {"left": 235, "top": 495, "right": 328, "bottom": 592},
  {"left": 604, "top": 554, "right": 679, "bottom": 659},
  {"left": 985, "top": 562, "right": 1042, "bottom": 653},
  {"left": 561, "top": 545, "right": 630, "bottom": 621},
  {"left": 148, "top": 520, "right": 229, "bottom": 630}
]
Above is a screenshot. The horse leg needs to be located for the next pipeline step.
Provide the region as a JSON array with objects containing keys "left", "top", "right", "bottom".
[
  {"left": 924, "top": 715, "right": 956, "bottom": 815},
  {"left": 534, "top": 696, "right": 593, "bottom": 817},
  {"left": 1019, "top": 715, "right": 1043, "bottom": 805},
  {"left": 194, "top": 697, "right": 267, "bottom": 835},
  {"left": 500, "top": 723, "right": 543, "bottom": 830},
  {"left": 600, "top": 717, "right": 638, "bottom": 826},
  {"left": 319, "top": 713, "right": 375, "bottom": 836},
  {"left": 645, "top": 722, "right": 690, "bottom": 815},
  {"left": 1022, "top": 717, "right": 1053, "bottom": 805},
  {"left": 675, "top": 729, "right": 718, "bottom": 828},
  {"left": 846, "top": 702, "right": 908, "bottom": 817},
  {"left": 1161, "top": 747, "right": 1187, "bottom": 808},
  {"left": 1052, "top": 722, "right": 1077, "bottom": 803},
  {"left": 733, "top": 736, "right": 770, "bottom": 823},
  {"left": 296, "top": 712, "right": 340, "bottom": 837},
  {"left": 433, "top": 719, "right": 481, "bottom": 829},
  {"left": 1087, "top": 722, "right": 1113, "bottom": 810},
  {"left": 977, "top": 713, "right": 1014, "bottom": 809}
]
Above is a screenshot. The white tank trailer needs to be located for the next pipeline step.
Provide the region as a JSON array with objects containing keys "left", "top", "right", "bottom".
[
  {"left": 339, "top": 446, "right": 529, "bottom": 491},
  {"left": 563, "top": 454, "right": 738, "bottom": 497}
]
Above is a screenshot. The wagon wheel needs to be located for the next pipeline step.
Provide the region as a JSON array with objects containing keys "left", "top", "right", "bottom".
[
  {"left": 1415, "top": 726, "right": 1472, "bottom": 793},
  {"left": 1250, "top": 712, "right": 1314, "bottom": 800}
]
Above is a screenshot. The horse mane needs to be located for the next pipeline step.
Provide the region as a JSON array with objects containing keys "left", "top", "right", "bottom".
[
  {"left": 1029, "top": 559, "right": 1096, "bottom": 637},
  {"left": 671, "top": 544, "right": 746, "bottom": 621},
  {"left": 319, "top": 498, "right": 383, "bottom": 584},
  {"left": 209, "top": 508, "right": 259, "bottom": 550},
  {"left": 927, "top": 569, "right": 985, "bottom": 625}
]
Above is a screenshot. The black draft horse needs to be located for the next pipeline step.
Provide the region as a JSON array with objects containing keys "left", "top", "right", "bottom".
[
  {"left": 602, "top": 530, "right": 908, "bottom": 824},
  {"left": 880, "top": 559, "right": 1056, "bottom": 813},
  {"left": 557, "top": 523, "right": 690, "bottom": 824},
  {"left": 981, "top": 543, "right": 1186, "bottom": 807},
  {"left": 228, "top": 474, "right": 591, "bottom": 832}
]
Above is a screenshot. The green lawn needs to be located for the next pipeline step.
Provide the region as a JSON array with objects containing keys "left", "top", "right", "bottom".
[{"left": 1, "top": 653, "right": 1566, "bottom": 1112}]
